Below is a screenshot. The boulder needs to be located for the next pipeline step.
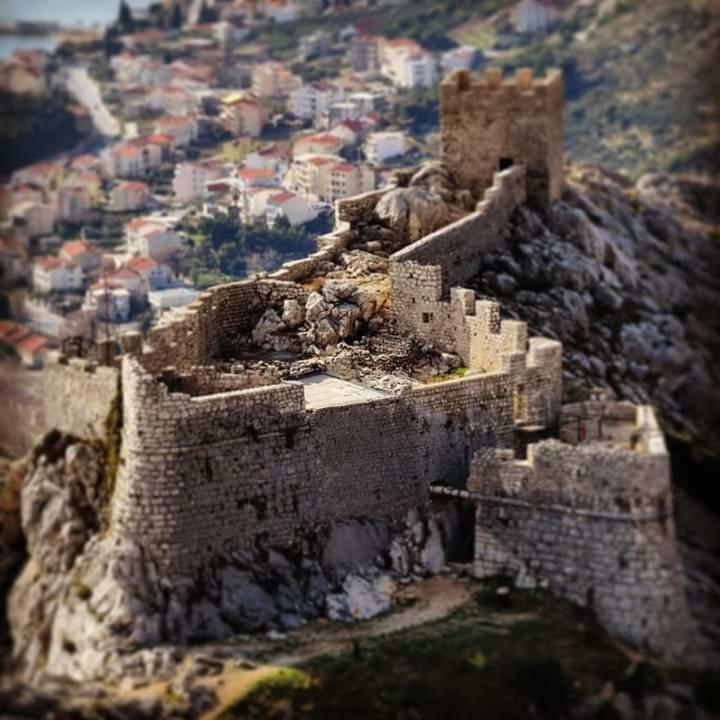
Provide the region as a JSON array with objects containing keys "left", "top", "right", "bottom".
[
  {"left": 251, "top": 309, "right": 285, "bottom": 347},
  {"left": 219, "top": 567, "right": 274, "bottom": 630},
  {"left": 313, "top": 318, "right": 338, "bottom": 347},
  {"left": 322, "top": 280, "right": 357, "bottom": 304},
  {"left": 351, "top": 286, "right": 380, "bottom": 321},
  {"left": 281, "top": 299, "right": 305, "bottom": 329},
  {"left": 375, "top": 186, "right": 453, "bottom": 242},
  {"left": 331, "top": 303, "right": 361, "bottom": 339},
  {"left": 326, "top": 573, "right": 396, "bottom": 621},
  {"left": 305, "top": 292, "right": 330, "bottom": 323}
]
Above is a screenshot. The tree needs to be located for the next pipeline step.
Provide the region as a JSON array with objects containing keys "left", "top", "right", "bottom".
[
  {"left": 198, "top": 0, "right": 219, "bottom": 24},
  {"left": 170, "top": 3, "right": 184, "bottom": 30},
  {"left": 117, "top": 0, "right": 135, "bottom": 33}
]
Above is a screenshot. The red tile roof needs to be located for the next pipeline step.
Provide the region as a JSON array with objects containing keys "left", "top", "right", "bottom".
[
  {"left": 16, "top": 334, "right": 47, "bottom": 354},
  {"left": 116, "top": 181, "right": 149, "bottom": 191},
  {"left": 269, "top": 191, "right": 295, "bottom": 204},
  {"left": 127, "top": 256, "right": 159, "bottom": 272},
  {"left": 61, "top": 240, "right": 98, "bottom": 257},
  {"left": 237, "top": 167, "right": 275, "bottom": 180}
]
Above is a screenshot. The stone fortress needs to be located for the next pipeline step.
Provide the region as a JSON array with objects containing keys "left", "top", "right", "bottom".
[{"left": 40, "top": 67, "right": 695, "bottom": 661}]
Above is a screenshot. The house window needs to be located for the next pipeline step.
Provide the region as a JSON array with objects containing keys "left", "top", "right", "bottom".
[
  {"left": 499, "top": 157, "right": 514, "bottom": 171},
  {"left": 422, "top": 312, "right": 433, "bottom": 324}
]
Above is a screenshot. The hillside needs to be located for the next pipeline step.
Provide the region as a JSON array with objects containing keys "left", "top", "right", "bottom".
[{"left": 255, "top": 0, "right": 719, "bottom": 179}]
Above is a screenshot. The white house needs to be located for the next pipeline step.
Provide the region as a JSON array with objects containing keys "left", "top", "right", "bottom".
[
  {"left": 289, "top": 81, "right": 343, "bottom": 125},
  {"left": 59, "top": 240, "right": 102, "bottom": 274},
  {"left": 381, "top": 39, "right": 437, "bottom": 89},
  {"left": 293, "top": 133, "right": 345, "bottom": 158},
  {"left": 220, "top": 94, "right": 271, "bottom": 138},
  {"left": 328, "top": 119, "right": 367, "bottom": 147},
  {"left": 244, "top": 145, "right": 289, "bottom": 175},
  {"left": 103, "top": 146, "right": 144, "bottom": 179},
  {"left": 514, "top": 0, "right": 559, "bottom": 33},
  {"left": 364, "top": 131, "right": 407, "bottom": 165},
  {"left": 154, "top": 115, "right": 199, "bottom": 148},
  {"left": 105, "top": 266, "right": 146, "bottom": 299},
  {"left": 83, "top": 285, "right": 131, "bottom": 323},
  {"left": 265, "top": 191, "right": 319, "bottom": 226},
  {"left": 235, "top": 167, "right": 282, "bottom": 191},
  {"left": 126, "top": 255, "right": 173, "bottom": 290},
  {"left": 126, "top": 217, "right": 184, "bottom": 262},
  {"left": 173, "top": 162, "right": 224, "bottom": 203},
  {"left": 58, "top": 186, "right": 92, "bottom": 223},
  {"left": 33, "top": 257, "right": 83, "bottom": 293},
  {"left": 149, "top": 287, "right": 198, "bottom": 315},
  {"left": 11, "top": 201, "right": 56, "bottom": 238},
  {"left": 111, "top": 181, "right": 150, "bottom": 212}
]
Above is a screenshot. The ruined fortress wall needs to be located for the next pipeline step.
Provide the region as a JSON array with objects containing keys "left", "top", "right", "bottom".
[
  {"left": 43, "top": 353, "right": 120, "bottom": 441},
  {"left": 111, "top": 357, "right": 523, "bottom": 577},
  {"left": 440, "top": 67, "right": 564, "bottom": 207},
  {"left": 133, "top": 279, "right": 307, "bottom": 372},
  {"left": 469, "top": 411, "right": 694, "bottom": 657},
  {"left": 390, "top": 165, "right": 526, "bottom": 301}
]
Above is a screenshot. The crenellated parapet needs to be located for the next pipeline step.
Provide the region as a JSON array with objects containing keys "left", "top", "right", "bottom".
[
  {"left": 441, "top": 67, "right": 564, "bottom": 207},
  {"left": 468, "top": 402, "right": 695, "bottom": 660}
]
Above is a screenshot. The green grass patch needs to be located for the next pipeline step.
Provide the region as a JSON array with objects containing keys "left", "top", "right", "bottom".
[
  {"left": 425, "top": 366, "right": 469, "bottom": 384},
  {"left": 222, "top": 586, "right": 630, "bottom": 720},
  {"left": 455, "top": 23, "right": 496, "bottom": 51}
]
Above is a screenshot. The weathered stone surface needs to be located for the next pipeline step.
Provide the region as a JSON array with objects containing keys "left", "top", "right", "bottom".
[
  {"left": 326, "top": 573, "right": 396, "bottom": 621},
  {"left": 251, "top": 308, "right": 285, "bottom": 346},
  {"left": 281, "top": 299, "right": 305, "bottom": 329}
]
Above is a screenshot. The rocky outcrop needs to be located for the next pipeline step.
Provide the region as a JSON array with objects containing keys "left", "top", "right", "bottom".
[
  {"left": 5, "top": 432, "right": 455, "bottom": 683},
  {"left": 470, "top": 167, "right": 720, "bottom": 458}
]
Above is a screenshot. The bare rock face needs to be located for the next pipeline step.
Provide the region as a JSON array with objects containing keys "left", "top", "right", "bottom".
[
  {"left": 305, "top": 291, "right": 330, "bottom": 323},
  {"left": 251, "top": 308, "right": 285, "bottom": 347},
  {"left": 470, "top": 166, "right": 720, "bottom": 459},
  {"left": 326, "top": 573, "right": 396, "bottom": 621},
  {"left": 281, "top": 298, "right": 305, "bottom": 329},
  {"left": 375, "top": 186, "right": 454, "bottom": 243},
  {"left": 5, "top": 434, "right": 453, "bottom": 684},
  {"left": 331, "top": 303, "right": 361, "bottom": 340},
  {"left": 313, "top": 317, "right": 339, "bottom": 347}
]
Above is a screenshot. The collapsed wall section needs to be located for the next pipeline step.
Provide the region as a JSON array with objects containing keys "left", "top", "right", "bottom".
[
  {"left": 469, "top": 403, "right": 694, "bottom": 659},
  {"left": 43, "top": 352, "right": 120, "bottom": 441},
  {"left": 124, "top": 279, "right": 308, "bottom": 372}
]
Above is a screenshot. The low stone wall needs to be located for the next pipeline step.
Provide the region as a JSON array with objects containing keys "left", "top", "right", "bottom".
[
  {"left": 468, "top": 404, "right": 695, "bottom": 659},
  {"left": 43, "top": 353, "right": 120, "bottom": 441}
]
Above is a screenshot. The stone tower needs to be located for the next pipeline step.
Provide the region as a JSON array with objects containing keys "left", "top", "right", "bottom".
[{"left": 440, "top": 67, "right": 564, "bottom": 208}]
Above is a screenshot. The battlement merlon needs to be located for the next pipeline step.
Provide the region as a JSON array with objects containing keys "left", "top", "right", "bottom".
[
  {"left": 440, "top": 66, "right": 564, "bottom": 208},
  {"left": 440, "top": 67, "right": 564, "bottom": 103}
]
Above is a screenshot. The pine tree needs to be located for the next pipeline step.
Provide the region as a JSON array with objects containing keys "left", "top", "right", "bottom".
[
  {"left": 117, "top": 0, "right": 134, "bottom": 33},
  {"left": 198, "top": 0, "right": 219, "bottom": 24},
  {"left": 170, "top": 3, "right": 184, "bottom": 30}
]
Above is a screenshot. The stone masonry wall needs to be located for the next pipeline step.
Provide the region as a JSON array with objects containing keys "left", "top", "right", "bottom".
[
  {"left": 43, "top": 352, "right": 120, "bottom": 441},
  {"left": 110, "top": 355, "right": 525, "bottom": 578},
  {"left": 469, "top": 403, "right": 694, "bottom": 659},
  {"left": 440, "top": 67, "right": 564, "bottom": 207},
  {"left": 128, "top": 279, "right": 308, "bottom": 373},
  {"left": 390, "top": 165, "right": 527, "bottom": 302}
]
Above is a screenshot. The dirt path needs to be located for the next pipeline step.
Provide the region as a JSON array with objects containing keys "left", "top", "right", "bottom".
[{"left": 199, "top": 575, "right": 472, "bottom": 720}]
